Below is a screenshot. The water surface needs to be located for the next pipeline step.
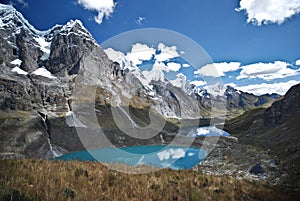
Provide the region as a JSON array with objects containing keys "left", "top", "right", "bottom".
[{"left": 56, "top": 145, "right": 207, "bottom": 170}]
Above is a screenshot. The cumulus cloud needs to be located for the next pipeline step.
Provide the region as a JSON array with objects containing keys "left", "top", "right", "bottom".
[
  {"left": 237, "top": 61, "right": 299, "bottom": 80},
  {"left": 167, "top": 62, "right": 181, "bottom": 71},
  {"left": 155, "top": 43, "right": 180, "bottom": 62},
  {"left": 194, "top": 62, "right": 241, "bottom": 77},
  {"left": 136, "top": 16, "right": 145, "bottom": 25},
  {"left": 236, "top": 0, "right": 300, "bottom": 26},
  {"left": 190, "top": 80, "right": 207, "bottom": 87},
  {"left": 182, "top": 63, "right": 190, "bottom": 68},
  {"left": 77, "top": 0, "right": 116, "bottom": 24},
  {"left": 236, "top": 80, "right": 300, "bottom": 95},
  {"left": 126, "top": 43, "right": 156, "bottom": 65},
  {"left": 296, "top": 59, "right": 300, "bottom": 66},
  {"left": 224, "top": 82, "right": 238, "bottom": 88}
]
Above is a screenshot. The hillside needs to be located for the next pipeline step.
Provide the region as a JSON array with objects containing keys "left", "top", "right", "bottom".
[{"left": 224, "top": 83, "right": 300, "bottom": 188}]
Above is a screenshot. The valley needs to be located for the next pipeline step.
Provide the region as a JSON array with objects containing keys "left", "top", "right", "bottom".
[{"left": 0, "top": 3, "right": 299, "bottom": 200}]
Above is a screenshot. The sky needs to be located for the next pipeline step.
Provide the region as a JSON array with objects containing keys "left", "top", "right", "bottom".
[{"left": 2, "top": 0, "right": 300, "bottom": 95}]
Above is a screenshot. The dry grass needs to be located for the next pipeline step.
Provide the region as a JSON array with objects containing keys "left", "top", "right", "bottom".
[{"left": 0, "top": 159, "right": 298, "bottom": 201}]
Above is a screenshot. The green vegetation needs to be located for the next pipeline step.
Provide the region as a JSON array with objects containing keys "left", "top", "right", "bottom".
[
  {"left": 224, "top": 107, "right": 265, "bottom": 135},
  {"left": 0, "top": 159, "right": 298, "bottom": 201}
]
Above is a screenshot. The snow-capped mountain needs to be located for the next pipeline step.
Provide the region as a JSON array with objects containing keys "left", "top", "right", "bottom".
[
  {"left": 104, "top": 46, "right": 280, "bottom": 118},
  {"left": 0, "top": 3, "right": 280, "bottom": 158}
]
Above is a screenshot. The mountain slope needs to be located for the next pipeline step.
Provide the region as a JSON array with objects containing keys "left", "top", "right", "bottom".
[{"left": 224, "top": 83, "right": 300, "bottom": 188}]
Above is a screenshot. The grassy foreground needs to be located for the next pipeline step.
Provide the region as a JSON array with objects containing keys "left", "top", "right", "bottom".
[{"left": 0, "top": 159, "right": 298, "bottom": 201}]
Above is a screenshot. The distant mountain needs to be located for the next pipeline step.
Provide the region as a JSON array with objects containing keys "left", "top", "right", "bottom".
[
  {"left": 224, "top": 83, "right": 300, "bottom": 187},
  {"left": 0, "top": 3, "right": 280, "bottom": 159}
]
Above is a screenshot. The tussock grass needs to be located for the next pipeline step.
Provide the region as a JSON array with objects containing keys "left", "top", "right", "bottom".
[{"left": 0, "top": 159, "right": 298, "bottom": 201}]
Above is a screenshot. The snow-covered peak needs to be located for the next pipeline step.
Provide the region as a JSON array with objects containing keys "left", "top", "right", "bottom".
[
  {"left": 204, "top": 82, "right": 227, "bottom": 97},
  {"left": 170, "top": 73, "right": 190, "bottom": 88},
  {"left": 0, "top": 3, "right": 45, "bottom": 35},
  {"left": 224, "top": 85, "right": 240, "bottom": 96},
  {"left": 0, "top": 3, "right": 94, "bottom": 41},
  {"left": 194, "top": 87, "right": 211, "bottom": 98},
  {"left": 58, "top": 19, "right": 93, "bottom": 39},
  {"left": 142, "top": 61, "right": 170, "bottom": 85},
  {"left": 0, "top": 3, "right": 14, "bottom": 12}
]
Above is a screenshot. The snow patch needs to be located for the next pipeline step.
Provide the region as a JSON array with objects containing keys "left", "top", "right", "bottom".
[
  {"left": 11, "top": 67, "right": 28, "bottom": 75},
  {"left": 10, "top": 59, "right": 22, "bottom": 66},
  {"left": 0, "top": 18, "right": 4, "bottom": 27},
  {"left": 32, "top": 67, "right": 56, "bottom": 79},
  {"left": 34, "top": 36, "right": 51, "bottom": 60}
]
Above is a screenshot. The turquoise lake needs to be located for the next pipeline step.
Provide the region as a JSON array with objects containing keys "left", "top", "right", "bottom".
[{"left": 56, "top": 145, "right": 207, "bottom": 170}]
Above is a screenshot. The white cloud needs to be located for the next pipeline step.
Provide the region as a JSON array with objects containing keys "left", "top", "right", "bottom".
[
  {"left": 236, "top": 0, "right": 300, "bottom": 26},
  {"left": 190, "top": 80, "right": 207, "bottom": 87},
  {"left": 236, "top": 80, "right": 299, "bottom": 95},
  {"left": 296, "top": 59, "right": 300, "bottom": 66},
  {"left": 237, "top": 61, "right": 299, "bottom": 80},
  {"left": 155, "top": 43, "right": 180, "bottom": 62},
  {"left": 182, "top": 64, "right": 190, "bottom": 68},
  {"left": 224, "top": 82, "right": 237, "bottom": 88},
  {"left": 167, "top": 62, "right": 181, "bottom": 71},
  {"left": 77, "top": 0, "right": 115, "bottom": 24},
  {"left": 194, "top": 62, "right": 241, "bottom": 77},
  {"left": 126, "top": 43, "right": 156, "bottom": 65},
  {"left": 136, "top": 16, "right": 145, "bottom": 25}
]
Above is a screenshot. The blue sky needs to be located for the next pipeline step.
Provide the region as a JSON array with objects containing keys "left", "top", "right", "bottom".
[{"left": 4, "top": 0, "right": 300, "bottom": 95}]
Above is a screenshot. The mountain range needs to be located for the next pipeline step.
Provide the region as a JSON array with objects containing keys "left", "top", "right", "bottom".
[
  {"left": 0, "top": 2, "right": 300, "bottom": 196},
  {"left": 0, "top": 3, "right": 283, "bottom": 159}
]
